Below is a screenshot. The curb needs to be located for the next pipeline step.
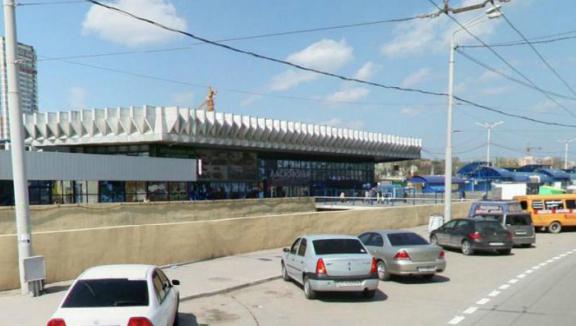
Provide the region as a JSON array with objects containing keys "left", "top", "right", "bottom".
[{"left": 180, "top": 275, "right": 282, "bottom": 302}]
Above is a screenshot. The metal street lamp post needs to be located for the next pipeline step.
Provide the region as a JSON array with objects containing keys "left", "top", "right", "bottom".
[{"left": 444, "top": 5, "right": 502, "bottom": 222}]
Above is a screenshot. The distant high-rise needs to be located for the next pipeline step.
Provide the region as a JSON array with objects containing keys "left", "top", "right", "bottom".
[{"left": 0, "top": 38, "right": 38, "bottom": 141}]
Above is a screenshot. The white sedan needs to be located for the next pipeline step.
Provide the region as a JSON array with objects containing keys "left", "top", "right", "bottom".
[{"left": 47, "top": 265, "right": 180, "bottom": 326}]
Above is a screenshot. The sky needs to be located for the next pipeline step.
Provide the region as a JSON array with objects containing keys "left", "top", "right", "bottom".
[{"left": 3, "top": 0, "right": 576, "bottom": 161}]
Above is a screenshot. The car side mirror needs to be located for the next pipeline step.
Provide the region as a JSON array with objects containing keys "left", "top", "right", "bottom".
[
  {"left": 172, "top": 279, "right": 180, "bottom": 286},
  {"left": 283, "top": 248, "right": 290, "bottom": 253}
]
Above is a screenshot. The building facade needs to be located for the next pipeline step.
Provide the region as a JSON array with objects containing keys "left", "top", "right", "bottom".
[
  {"left": 4, "top": 106, "right": 422, "bottom": 205},
  {"left": 0, "top": 38, "right": 38, "bottom": 140}
]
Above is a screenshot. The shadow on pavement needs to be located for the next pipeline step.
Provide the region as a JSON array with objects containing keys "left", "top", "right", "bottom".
[
  {"left": 178, "top": 313, "right": 206, "bottom": 326},
  {"left": 43, "top": 284, "right": 70, "bottom": 294},
  {"left": 391, "top": 274, "right": 450, "bottom": 285},
  {"left": 316, "top": 289, "right": 388, "bottom": 303}
]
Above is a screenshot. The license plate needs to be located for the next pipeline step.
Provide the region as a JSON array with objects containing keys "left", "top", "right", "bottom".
[
  {"left": 489, "top": 242, "right": 504, "bottom": 246},
  {"left": 417, "top": 266, "right": 436, "bottom": 272},
  {"left": 515, "top": 232, "right": 527, "bottom": 235},
  {"left": 336, "top": 281, "right": 361, "bottom": 287}
]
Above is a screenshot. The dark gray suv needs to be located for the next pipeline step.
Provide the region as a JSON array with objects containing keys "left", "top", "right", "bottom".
[{"left": 430, "top": 218, "right": 514, "bottom": 256}]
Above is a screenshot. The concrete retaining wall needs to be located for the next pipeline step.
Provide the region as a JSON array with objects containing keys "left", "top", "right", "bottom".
[
  {"left": 0, "top": 202, "right": 470, "bottom": 291},
  {"left": 0, "top": 197, "right": 316, "bottom": 234}
]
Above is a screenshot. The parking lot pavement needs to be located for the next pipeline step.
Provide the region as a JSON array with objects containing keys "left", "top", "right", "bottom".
[
  {"left": 180, "top": 228, "right": 576, "bottom": 326},
  {"left": 2, "top": 225, "right": 576, "bottom": 326},
  {"left": 0, "top": 248, "right": 283, "bottom": 326}
]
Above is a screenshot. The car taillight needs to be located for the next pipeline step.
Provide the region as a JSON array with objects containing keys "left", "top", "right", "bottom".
[
  {"left": 316, "top": 258, "right": 327, "bottom": 275},
  {"left": 393, "top": 250, "right": 411, "bottom": 260},
  {"left": 370, "top": 257, "right": 377, "bottom": 273},
  {"left": 468, "top": 232, "right": 482, "bottom": 240},
  {"left": 47, "top": 319, "right": 66, "bottom": 326},
  {"left": 127, "top": 317, "right": 153, "bottom": 326},
  {"left": 438, "top": 250, "right": 445, "bottom": 259}
]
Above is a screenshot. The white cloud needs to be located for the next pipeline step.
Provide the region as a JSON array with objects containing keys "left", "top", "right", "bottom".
[
  {"left": 82, "top": 0, "right": 187, "bottom": 47},
  {"left": 69, "top": 87, "right": 87, "bottom": 110},
  {"left": 354, "top": 62, "right": 379, "bottom": 81},
  {"left": 401, "top": 68, "right": 431, "bottom": 88},
  {"left": 171, "top": 90, "right": 195, "bottom": 106},
  {"left": 381, "top": 0, "right": 509, "bottom": 57},
  {"left": 531, "top": 100, "right": 558, "bottom": 113},
  {"left": 400, "top": 107, "right": 423, "bottom": 117},
  {"left": 325, "top": 87, "right": 370, "bottom": 103},
  {"left": 240, "top": 94, "right": 263, "bottom": 107},
  {"left": 321, "top": 118, "right": 364, "bottom": 130},
  {"left": 270, "top": 39, "right": 353, "bottom": 91}
]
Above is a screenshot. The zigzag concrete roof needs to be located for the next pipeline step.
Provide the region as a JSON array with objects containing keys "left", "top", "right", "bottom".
[{"left": 24, "top": 106, "right": 421, "bottom": 162}]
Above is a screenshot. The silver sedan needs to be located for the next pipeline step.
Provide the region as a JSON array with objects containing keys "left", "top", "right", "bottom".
[{"left": 358, "top": 230, "right": 446, "bottom": 281}]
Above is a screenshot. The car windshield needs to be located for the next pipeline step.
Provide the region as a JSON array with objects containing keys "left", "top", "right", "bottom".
[
  {"left": 474, "top": 214, "right": 504, "bottom": 224},
  {"left": 475, "top": 221, "right": 505, "bottom": 233},
  {"left": 388, "top": 233, "right": 428, "bottom": 246},
  {"left": 62, "top": 279, "right": 149, "bottom": 308},
  {"left": 313, "top": 239, "right": 367, "bottom": 255},
  {"left": 507, "top": 214, "right": 532, "bottom": 226}
]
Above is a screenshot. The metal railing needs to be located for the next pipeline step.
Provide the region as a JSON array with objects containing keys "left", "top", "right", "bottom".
[{"left": 314, "top": 196, "right": 473, "bottom": 208}]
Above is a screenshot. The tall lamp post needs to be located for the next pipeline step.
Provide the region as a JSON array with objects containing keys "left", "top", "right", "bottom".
[
  {"left": 444, "top": 5, "right": 502, "bottom": 222},
  {"left": 3, "top": 0, "right": 33, "bottom": 295},
  {"left": 558, "top": 138, "right": 576, "bottom": 170},
  {"left": 476, "top": 121, "right": 504, "bottom": 166}
]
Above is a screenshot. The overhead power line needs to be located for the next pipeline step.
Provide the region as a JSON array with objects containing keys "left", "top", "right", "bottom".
[
  {"left": 37, "top": 12, "right": 442, "bottom": 62},
  {"left": 427, "top": 0, "right": 576, "bottom": 119},
  {"left": 83, "top": 0, "right": 576, "bottom": 129},
  {"left": 456, "top": 49, "right": 576, "bottom": 101},
  {"left": 500, "top": 13, "right": 576, "bottom": 98},
  {"left": 17, "top": 0, "right": 85, "bottom": 5},
  {"left": 461, "top": 29, "right": 576, "bottom": 48},
  {"left": 43, "top": 56, "right": 448, "bottom": 108}
]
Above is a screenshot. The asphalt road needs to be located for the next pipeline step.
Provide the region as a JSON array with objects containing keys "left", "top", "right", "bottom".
[
  {"left": 1, "top": 226, "right": 575, "bottom": 326},
  {"left": 180, "top": 229, "right": 576, "bottom": 326}
]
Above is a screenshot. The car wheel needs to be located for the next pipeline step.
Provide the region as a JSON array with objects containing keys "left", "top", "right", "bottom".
[
  {"left": 303, "top": 276, "right": 317, "bottom": 300},
  {"left": 281, "top": 263, "right": 290, "bottom": 282},
  {"left": 377, "top": 260, "right": 391, "bottom": 281},
  {"left": 430, "top": 235, "right": 439, "bottom": 246},
  {"left": 548, "top": 221, "right": 562, "bottom": 234},
  {"left": 363, "top": 289, "right": 376, "bottom": 299},
  {"left": 461, "top": 240, "right": 474, "bottom": 256},
  {"left": 498, "top": 248, "right": 512, "bottom": 255}
]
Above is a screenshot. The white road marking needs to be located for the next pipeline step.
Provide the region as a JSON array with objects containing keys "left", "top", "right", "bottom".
[
  {"left": 532, "top": 266, "right": 541, "bottom": 270},
  {"left": 547, "top": 259, "right": 555, "bottom": 263},
  {"left": 448, "top": 316, "right": 465, "bottom": 325},
  {"left": 539, "top": 263, "right": 547, "bottom": 267},
  {"left": 518, "top": 274, "right": 526, "bottom": 278},
  {"left": 508, "top": 279, "right": 519, "bottom": 284},
  {"left": 476, "top": 298, "right": 490, "bottom": 305},
  {"left": 488, "top": 290, "right": 501, "bottom": 297},
  {"left": 525, "top": 270, "right": 534, "bottom": 274},
  {"left": 463, "top": 307, "right": 478, "bottom": 314},
  {"left": 499, "top": 284, "right": 511, "bottom": 290}
]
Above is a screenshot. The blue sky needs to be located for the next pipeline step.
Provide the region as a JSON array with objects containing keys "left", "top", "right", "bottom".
[{"left": 5, "top": 0, "right": 576, "bottom": 160}]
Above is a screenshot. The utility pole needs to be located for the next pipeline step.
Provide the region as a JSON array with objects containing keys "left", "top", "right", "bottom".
[
  {"left": 476, "top": 121, "right": 503, "bottom": 166},
  {"left": 443, "top": 3, "right": 503, "bottom": 222},
  {"left": 558, "top": 138, "right": 576, "bottom": 170},
  {"left": 3, "top": 0, "right": 33, "bottom": 295}
]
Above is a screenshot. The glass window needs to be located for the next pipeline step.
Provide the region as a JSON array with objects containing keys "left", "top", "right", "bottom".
[
  {"left": 474, "top": 221, "right": 506, "bottom": 233},
  {"left": 532, "top": 201, "right": 544, "bottom": 210},
  {"left": 387, "top": 233, "right": 428, "bottom": 246},
  {"left": 313, "top": 239, "right": 367, "bottom": 255},
  {"left": 290, "top": 238, "right": 301, "bottom": 255},
  {"left": 126, "top": 182, "right": 147, "bottom": 202},
  {"left": 370, "top": 233, "right": 384, "bottom": 247},
  {"left": 148, "top": 182, "right": 168, "bottom": 201},
  {"left": 358, "top": 233, "right": 372, "bottom": 245},
  {"left": 545, "top": 200, "right": 564, "bottom": 210},
  {"left": 297, "top": 238, "right": 307, "bottom": 256},
  {"left": 62, "top": 279, "right": 148, "bottom": 308},
  {"left": 169, "top": 182, "right": 188, "bottom": 201},
  {"left": 152, "top": 272, "right": 166, "bottom": 302},
  {"left": 98, "top": 181, "right": 126, "bottom": 203},
  {"left": 507, "top": 214, "right": 532, "bottom": 226},
  {"left": 566, "top": 200, "right": 576, "bottom": 210}
]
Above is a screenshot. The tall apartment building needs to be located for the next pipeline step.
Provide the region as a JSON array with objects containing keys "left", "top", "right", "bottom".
[{"left": 0, "top": 38, "right": 38, "bottom": 141}]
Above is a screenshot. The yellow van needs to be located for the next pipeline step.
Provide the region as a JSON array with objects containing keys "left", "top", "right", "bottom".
[{"left": 514, "top": 194, "right": 576, "bottom": 233}]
